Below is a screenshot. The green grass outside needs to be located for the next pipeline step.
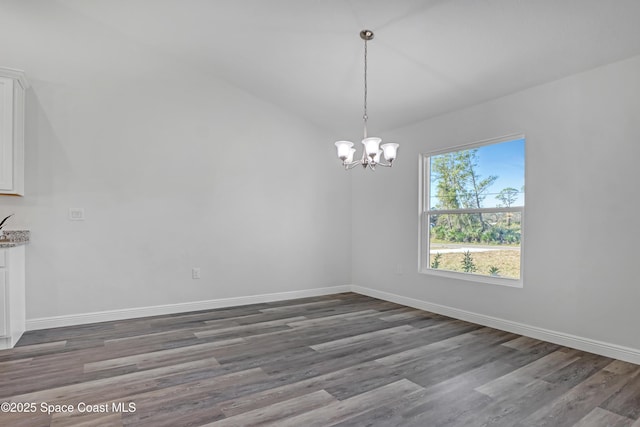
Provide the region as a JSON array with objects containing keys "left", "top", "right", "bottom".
[{"left": 429, "top": 250, "right": 520, "bottom": 279}]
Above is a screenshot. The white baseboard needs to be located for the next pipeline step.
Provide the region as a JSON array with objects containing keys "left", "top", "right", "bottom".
[
  {"left": 0, "top": 336, "right": 10, "bottom": 350},
  {"left": 351, "top": 285, "right": 640, "bottom": 366},
  {"left": 26, "top": 285, "right": 351, "bottom": 331}
]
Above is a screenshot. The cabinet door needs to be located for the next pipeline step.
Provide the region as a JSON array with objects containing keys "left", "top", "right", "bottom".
[
  {"left": 0, "top": 76, "right": 15, "bottom": 191},
  {"left": 0, "top": 270, "right": 7, "bottom": 337}
]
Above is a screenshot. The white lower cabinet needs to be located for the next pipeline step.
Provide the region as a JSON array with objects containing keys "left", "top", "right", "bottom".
[{"left": 0, "top": 245, "right": 26, "bottom": 349}]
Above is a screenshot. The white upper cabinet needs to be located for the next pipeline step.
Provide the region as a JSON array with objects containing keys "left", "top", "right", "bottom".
[{"left": 0, "top": 68, "right": 28, "bottom": 196}]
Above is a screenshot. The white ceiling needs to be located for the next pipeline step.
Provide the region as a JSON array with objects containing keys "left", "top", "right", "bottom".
[{"left": 3, "top": 0, "right": 640, "bottom": 136}]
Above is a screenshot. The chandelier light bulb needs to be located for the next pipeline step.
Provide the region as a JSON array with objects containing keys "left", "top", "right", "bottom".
[
  {"left": 381, "top": 143, "right": 399, "bottom": 161},
  {"left": 335, "top": 140, "right": 354, "bottom": 161},
  {"left": 346, "top": 147, "right": 356, "bottom": 163},
  {"left": 373, "top": 149, "right": 382, "bottom": 163},
  {"left": 362, "top": 137, "right": 382, "bottom": 158}
]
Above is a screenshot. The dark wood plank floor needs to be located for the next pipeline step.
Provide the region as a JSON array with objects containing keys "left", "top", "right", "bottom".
[{"left": 1, "top": 292, "right": 639, "bottom": 426}]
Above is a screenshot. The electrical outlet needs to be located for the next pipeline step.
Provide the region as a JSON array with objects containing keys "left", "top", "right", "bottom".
[
  {"left": 69, "top": 208, "right": 85, "bottom": 221},
  {"left": 192, "top": 267, "right": 201, "bottom": 279}
]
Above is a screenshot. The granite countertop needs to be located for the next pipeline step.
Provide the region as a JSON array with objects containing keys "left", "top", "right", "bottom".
[{"left": 0, "top": 230, "right": 30, "bottom": 247}]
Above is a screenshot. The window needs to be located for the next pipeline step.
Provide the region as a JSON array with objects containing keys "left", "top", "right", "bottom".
[{"left": 419, "top": 135, "right": 525, "bottom": 286}]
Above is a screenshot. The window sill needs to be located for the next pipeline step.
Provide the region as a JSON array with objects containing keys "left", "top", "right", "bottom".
[{"left": 419, "top": 267, "right": 523, "bottom": 288}]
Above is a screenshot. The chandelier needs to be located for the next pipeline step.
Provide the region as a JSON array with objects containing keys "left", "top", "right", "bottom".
[{"left": 334, "top": 30, "right": 399, "bottom": 170}]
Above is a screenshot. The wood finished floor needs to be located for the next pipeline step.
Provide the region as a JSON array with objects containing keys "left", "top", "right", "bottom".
[{"left": 1, "top": 293, "right": 639, "bottom": 427}]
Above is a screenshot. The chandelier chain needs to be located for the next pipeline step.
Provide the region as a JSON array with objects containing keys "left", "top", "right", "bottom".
[{"left": 363, "top": 36, "right": 368, "bottom": 138}]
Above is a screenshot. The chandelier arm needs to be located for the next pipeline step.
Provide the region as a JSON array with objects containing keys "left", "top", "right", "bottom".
[
  {"left": 373, "top": 161, "right": 393, "bottom": 168},
  {"left": 344, "top": 161, "right": 362, "bottom": 170}
]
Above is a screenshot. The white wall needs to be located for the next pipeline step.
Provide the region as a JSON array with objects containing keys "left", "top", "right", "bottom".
[
  {"left": 0, "top": 6, "right": 351, "bottom": 320},
  {"left": 352, "top": 54, "right": 640, "bottom": 351}
]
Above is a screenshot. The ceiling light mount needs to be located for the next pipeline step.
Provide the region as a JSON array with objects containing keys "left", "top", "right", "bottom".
[
  {"left": 334, "top": 29, "right": 398, "bottom": 171},
  {"left": 360, "top": 30, "right": 374, "bottom": 41}
]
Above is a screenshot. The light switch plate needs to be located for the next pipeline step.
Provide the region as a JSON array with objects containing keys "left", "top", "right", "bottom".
[{"left": 69, "top": 208, "right": 85, "bottom": 221}]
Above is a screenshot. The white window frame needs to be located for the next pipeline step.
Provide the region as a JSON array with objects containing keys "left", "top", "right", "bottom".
[{"left": 418, "top": 134, "right": 525, "bottom": 288}]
